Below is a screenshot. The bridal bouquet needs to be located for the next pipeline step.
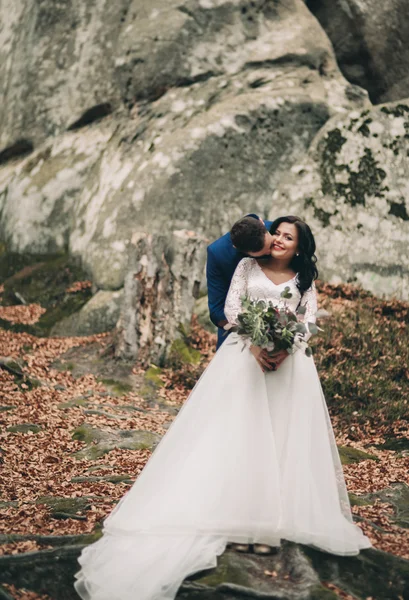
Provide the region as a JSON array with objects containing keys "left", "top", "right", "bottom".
[{"left": 225, "top": 287, "right": 319, "bottom": 357}]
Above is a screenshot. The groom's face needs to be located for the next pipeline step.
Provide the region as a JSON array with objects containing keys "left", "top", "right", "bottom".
[{"left": 246, "top": 232, "right": 274, "bottom": 258}]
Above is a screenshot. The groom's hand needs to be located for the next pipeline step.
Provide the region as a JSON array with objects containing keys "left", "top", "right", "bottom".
[{"left": 217, "top": 319, "right": 228, "bottom": 328}]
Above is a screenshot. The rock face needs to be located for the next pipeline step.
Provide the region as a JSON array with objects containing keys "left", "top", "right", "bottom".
[
  {"left": 306, "top": 0, "right": 409, "bottom": 104},
  {"left": 268, "top": 100, "right": 409, "bottom": 300},
  {"left": 0, "top": 0, "right": 368, "bottom": 291},
  {"left": 0, "top": 0, "right": 126, "bottom": 155},
  {"left": 0, "top": 124, "right": 114, "bottom": 256},
  {"left": 0, "top": 0, "right": 363, "bottom": 155}
]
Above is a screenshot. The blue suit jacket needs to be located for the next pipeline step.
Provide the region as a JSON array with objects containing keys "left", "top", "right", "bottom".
[{"left": 206, "top": 216, "right": 273, "bottom": 348}]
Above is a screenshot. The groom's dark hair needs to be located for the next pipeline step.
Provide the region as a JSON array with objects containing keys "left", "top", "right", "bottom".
[{"left": 230, "top": 216, "right": 267, "bottom": 253}]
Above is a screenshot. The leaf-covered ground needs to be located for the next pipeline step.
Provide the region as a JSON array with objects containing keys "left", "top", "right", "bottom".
[{"left": 0, "top": 281, "right": 409, "bottom": 599}]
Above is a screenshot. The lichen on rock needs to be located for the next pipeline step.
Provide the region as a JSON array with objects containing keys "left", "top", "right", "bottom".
[{"left": 269, "top": 99, "right": 409, "bottom": 300}]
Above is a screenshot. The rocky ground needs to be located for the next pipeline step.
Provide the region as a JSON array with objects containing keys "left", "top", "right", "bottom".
[{"left": 0, "top": 273, "right": 409, "bottom": 599}]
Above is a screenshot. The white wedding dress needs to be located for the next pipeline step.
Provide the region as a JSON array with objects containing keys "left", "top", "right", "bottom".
[{"left": 74, "top": 258, "right": 372, "bottom": 600}]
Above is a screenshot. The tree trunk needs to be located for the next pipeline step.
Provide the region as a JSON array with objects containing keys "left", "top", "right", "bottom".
[{"left": 115, "top": 230, "right": 208, "bottom": 364}]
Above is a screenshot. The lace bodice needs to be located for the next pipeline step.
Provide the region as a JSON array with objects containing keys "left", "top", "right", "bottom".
[{"left": 225, "top": 258, "right": 317, "bottom": 328}]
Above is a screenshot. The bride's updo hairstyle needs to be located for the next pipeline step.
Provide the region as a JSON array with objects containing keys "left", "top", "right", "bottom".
[{"left": 270, "top": 215, "right": 318, "bottom": 296}]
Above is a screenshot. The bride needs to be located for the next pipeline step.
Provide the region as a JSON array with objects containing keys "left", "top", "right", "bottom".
[{"left": 74, "top": 215, "right": 372, "bottom": 600}]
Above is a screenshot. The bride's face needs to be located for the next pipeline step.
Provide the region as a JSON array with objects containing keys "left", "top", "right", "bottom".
[{"left": 271, "top": 223, "right": 299, "bottom": 262}]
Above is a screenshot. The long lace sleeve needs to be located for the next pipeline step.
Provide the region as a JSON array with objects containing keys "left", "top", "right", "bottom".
[
  {"left": 299, "top": 281, "right": 318, "bottom": 341},
  {"left": 225, "top": 258, "right": 251, "bottom": 325}
]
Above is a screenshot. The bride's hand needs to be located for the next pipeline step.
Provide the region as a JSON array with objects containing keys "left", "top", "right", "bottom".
[
  {"left": 269, "top": 349, "right": 288, "bottom": 369},
  {"left": 250, "top": 346, "right": 277, "bottom": 372}
]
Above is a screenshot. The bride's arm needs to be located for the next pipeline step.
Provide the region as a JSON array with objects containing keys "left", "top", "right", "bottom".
[
  {"left": 299, "top": 281, "right": 318, "bottom": 341},
  {"left": 224, "top": 258, "right": 251, "bottom": 325},
  {"left": 225, "top": 259, "right": 274, "bottom": 372}
]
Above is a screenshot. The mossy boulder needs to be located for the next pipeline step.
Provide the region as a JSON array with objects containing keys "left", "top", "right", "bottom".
[
  {"left": 6, "top": 423, "right": 42, "bottom": 434},
  {"left": 0, "top": 545, "right": 87, "bottom": 599},
  {"left": 168, "top": 339, "right": 201, "bottom": 367},
  {"left": 57, "top": 397, "right": 89, "bottom": 410},
  {"left": 140, "top": 366, "right": 165, "bottom": 403},
  {"left": 0, "top": 539, "right": 408, "bottom": 600},
  {"left": 337, "top": 445, "right": 379, "bottom": 465},
  {"left": 309, "top": 586, "right": 339, "bottom": 599},
  {"left": 70, "top": 474, "right": 133, "bottom": 484},
  {"left": 0, "top": 357, "right": 24, "bottom": 376},
  {"left": 71, "top": 423, "right": 161, "bottom": 459},
  {"left": 144, "top": 366, "right": 164, "bottom": 387},
  {"left": 304, "top": 544, "right": 409, "bottom": 600},
  {"left": 0, "top": 531, "right": 102, "bottom": 548},
  {"left": 51, "top": 289, "right": 123, "bottom": 337},
  {"left": 375, "top": 435, "right": 409, "bottom": 452},
  {"left": 192, "top": 551, "right": 252, "bottom": 590},
  {"left": 35, "top": 496, "right": 91, "bottom": 520},
  {"left": 0, "top": 501, "right": 18, "bottom": 510},
  {"left": 348, "top": 493, "right": 373, "bottom": 508},
  {"left": 97, "top": 378, "right": 133, "bottom": 396},
  {"left": 363, "top": 483, "right": 409, "bottom": 529},
  {"left": 83, "top": 409, "right": 128, "bottom": 421}
]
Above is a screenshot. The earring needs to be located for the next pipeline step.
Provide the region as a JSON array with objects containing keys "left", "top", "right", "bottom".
[{"left": 296, "top": 253, "right": 300, "bottom": 256}]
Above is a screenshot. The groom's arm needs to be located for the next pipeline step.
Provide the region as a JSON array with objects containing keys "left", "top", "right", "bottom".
[
  {"left": 206, "top": 246, "right": 229, "bottom": 328},
  {"left": 206, "top": 214, "right": 264, "bottom": 328}
]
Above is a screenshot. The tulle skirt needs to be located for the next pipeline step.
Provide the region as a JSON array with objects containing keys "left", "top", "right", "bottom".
[{"left": 74, "top": 334, "right": 371, "bottom": 600}]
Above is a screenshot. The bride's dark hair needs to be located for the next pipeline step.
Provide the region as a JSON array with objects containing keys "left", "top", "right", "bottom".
[{"left": 269, "top": 215, "right": 318, "bottom": 296}]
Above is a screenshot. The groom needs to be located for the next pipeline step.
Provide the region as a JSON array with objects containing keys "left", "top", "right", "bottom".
[
  {"left": 206, "top": 214, "right": 278, "bottom": 556},
  {"left": 206, "top": 214, "right": 273, "bottom": 348},
  {"left": 206, "top": 213, "right": 289, "bottom": 373}
]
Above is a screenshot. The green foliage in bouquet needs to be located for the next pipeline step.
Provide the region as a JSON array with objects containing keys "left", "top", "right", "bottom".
[{"left": 228, "top": 287, "right": 319, "bottom": 357}]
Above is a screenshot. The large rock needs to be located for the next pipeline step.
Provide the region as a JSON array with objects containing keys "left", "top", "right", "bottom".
[
  {"left": 51, "top": 289, "right": 123, "bottom": 336},
  {"left": 0, "top": 0, "right": 364, "bottom": 156},
  {"left": 1, "top": 541, "right": 408, "bottom": 599},
  {"left": 0, "top": 90, "right": 339, "bottom": 290},
  {"left": 306, "top": 0, "right": 409, "bottom": 104},
  {"left": 0, "top": 1, "right": 369, "bottom": 291},
  {"left": 268, "top": 100, "right": 409, "bottom": 300}
]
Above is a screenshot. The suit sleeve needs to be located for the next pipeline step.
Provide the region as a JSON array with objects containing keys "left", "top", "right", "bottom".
[{"left": 206, "top": 245, "right": 230, "bottom": 326}]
